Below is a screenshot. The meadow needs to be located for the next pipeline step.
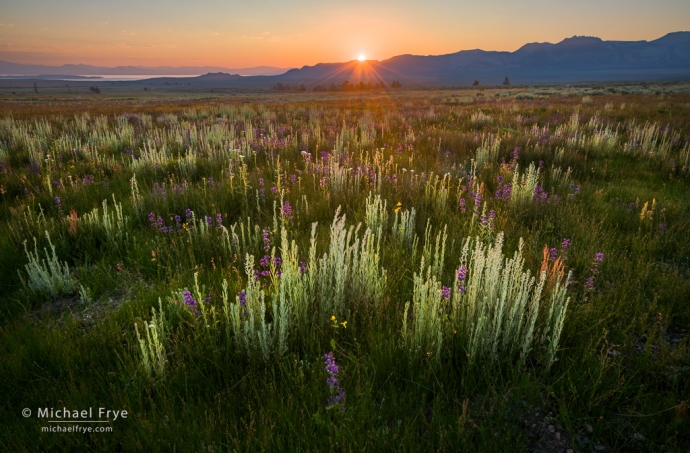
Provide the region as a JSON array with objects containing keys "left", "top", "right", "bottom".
[{"left": 0, "top": 85, "right": 688, "bottom": 452}]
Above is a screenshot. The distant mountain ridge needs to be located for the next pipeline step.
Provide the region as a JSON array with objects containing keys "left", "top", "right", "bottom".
[
  {"left": 273, "top": 32, "right": 690, "bottom": 85},
  {"left": 0, "top": 61, "right": 291, "bottom": 76},
  {"left": 2, "top": 32, "right": 689, "bottom": 86}
]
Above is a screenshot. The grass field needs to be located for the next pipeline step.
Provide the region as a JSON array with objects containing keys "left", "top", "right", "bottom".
[{"left": 0, "top": 85, "right": 689, "bottom": 452}]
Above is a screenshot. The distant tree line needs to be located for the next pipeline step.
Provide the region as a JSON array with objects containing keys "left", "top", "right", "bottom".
[
  {"left": 471, "top": 77, "right": 510, "bottom": 87},
  {"left": 272, "top": 80, "right": 402, "bottom": 92}
]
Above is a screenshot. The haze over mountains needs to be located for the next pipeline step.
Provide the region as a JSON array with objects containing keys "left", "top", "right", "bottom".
[
  {"left": 0, "top": 62, "right": 291, "bottom": 77},
  {"left": 2, "top": 32, "right": 689, "bottom": 87}
]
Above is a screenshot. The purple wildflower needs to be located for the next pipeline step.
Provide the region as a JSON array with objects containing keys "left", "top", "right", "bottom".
[
  {"left": 324, "top": 352, "right": 345, "bottom": 411},
  {"left": 262, "top": 228, "right": 271, "bottom": 251},
  {"left": 182, "top": 290, "right": 200, "bottom": 315},
  {"left": 281, "top": 201, "right": 293, "bottom": 221},
  {"left": 442, "top": 286, "right": 451, "bottom": 299},
  {"left": 456, "top": 266, "right": 467, "bottom": 292},
  {"left": 584, "top": 252, "right": 604, "bottom": 291},
  {"left": 561, "top": 238, "right": 571, "bottom": 259},
  {"left": 55, "top": 196, "right": 63, "bottom": 215},
  {"left": 549, "top": 247, "right": 558, "bottom": 261}
]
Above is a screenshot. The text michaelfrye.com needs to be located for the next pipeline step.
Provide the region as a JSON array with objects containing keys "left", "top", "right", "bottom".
[{"left": 23, "top": 407, "right": 127, "bottom": 434}]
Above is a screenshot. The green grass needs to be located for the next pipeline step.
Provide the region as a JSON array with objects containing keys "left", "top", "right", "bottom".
[{"left": 0, "top": 88, "right": 688, "bottom": 451}]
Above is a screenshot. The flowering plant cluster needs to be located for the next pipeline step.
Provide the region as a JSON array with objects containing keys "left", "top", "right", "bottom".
[
  {"left": 584, "top": 252, "right": 604, "bottom": 291},
  {"left": 323, "top": 352, "right": 345, "bottom": 412}
]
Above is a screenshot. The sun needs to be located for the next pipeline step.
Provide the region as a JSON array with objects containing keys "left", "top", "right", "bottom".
[{"left": 357, "top": 55, "right": 366, "bottom": 62}]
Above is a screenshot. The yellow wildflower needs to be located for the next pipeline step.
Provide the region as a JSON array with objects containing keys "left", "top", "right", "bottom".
[
  {"left": 330, "top": 315, "right": 336, "bottom": 322},
  {"left": 340, "top": 321, "right": 347, "bottom": 328}
]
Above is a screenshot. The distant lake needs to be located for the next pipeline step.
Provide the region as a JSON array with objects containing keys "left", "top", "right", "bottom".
[{"left": 0, "top": 74, "right": 204, "bottom": 81}]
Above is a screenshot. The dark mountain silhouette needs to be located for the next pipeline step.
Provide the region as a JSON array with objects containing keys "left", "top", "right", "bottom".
[
  {"left": 2, "top": 32, "right": 688, "bottom": 88},
  {"left": 272, "top": 32, "right": 690, "bottom": 86}
]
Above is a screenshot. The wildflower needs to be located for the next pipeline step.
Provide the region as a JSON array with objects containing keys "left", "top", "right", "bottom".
[
  {"left": 584, "top": 252, "right": 604, "bottom": 291},
  {"left": 330, "top": 315, "right": 336, "bottom": 322},
  {"left": 340, "top": 321, "right": 347, "bottom": 328},
  {"left": 561, "top": 238, "right": 571, "bottom": 259},
  {"left": 441, "top": 286, "right": 451, "bottom": 299},
  {"left": 237, "top": 290, "right": 247, "bottom": 306},
  {"left": 182, "top": 290, "right": 200, "bottom": 315},
  {"left": 323, "top": 352, "right": 345, "bottom": 411},
  {"left": 549, "top": 247, "right": 558, "bottom": 261},
  {"left": 215, "top": 213, "right": 223, "bottom": 230},
  {"left": 55, "top": 196, "right": 63, "bottom": 215},
  {"left": 459, "top": 198, "right": 466, "bottom": 212},
  {"left": 457, "top": 266, "right": 467, "bottom": 292},
  {"left": 281, "top": 201, "right": 293, "bottom": 221},
  {"left": 299, "top": 261, "right": 307, "bottom": 275}
]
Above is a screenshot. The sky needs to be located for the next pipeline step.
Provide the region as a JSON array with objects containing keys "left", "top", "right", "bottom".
[{"left": 0, "top": 0, "right": 689, "bottom": 68}]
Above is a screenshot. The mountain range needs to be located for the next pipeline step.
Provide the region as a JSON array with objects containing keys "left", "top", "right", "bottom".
[
  {"left": 2, "top": 32, "right": 689, "bottom": 87},
  {"left": 273, "top": 32, "right": 690, "bottom": 86}
]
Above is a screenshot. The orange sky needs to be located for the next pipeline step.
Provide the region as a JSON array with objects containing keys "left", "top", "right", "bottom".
[{"left": 1, "top": 0, "right": 689, "bottom": 68}]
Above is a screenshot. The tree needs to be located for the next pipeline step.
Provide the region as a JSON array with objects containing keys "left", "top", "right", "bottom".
[
  {"left": 472, "top": 80, "right": 479, "bottom": 86},
  {"left": 89, "top": 86, "right": 101, "bottom": 94},
  {"left": 391, "top": 80, "right": 402, "bottom": 88},
  {"left": 298, "top": 83, "right": 306, "bottom": 92},
  {"left": 329, "top": 83, "right": 337, "bottom": 92},
  {"left": 33, "top": 83, "right": 38, "bottom": 94},
  {"left": 503, "top": 76, "right": 510, "bottom": 86}
]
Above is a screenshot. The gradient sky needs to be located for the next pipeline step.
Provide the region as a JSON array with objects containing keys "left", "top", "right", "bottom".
[{"left": 1, "top": 0, "right": 688, "bottom": 68}]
